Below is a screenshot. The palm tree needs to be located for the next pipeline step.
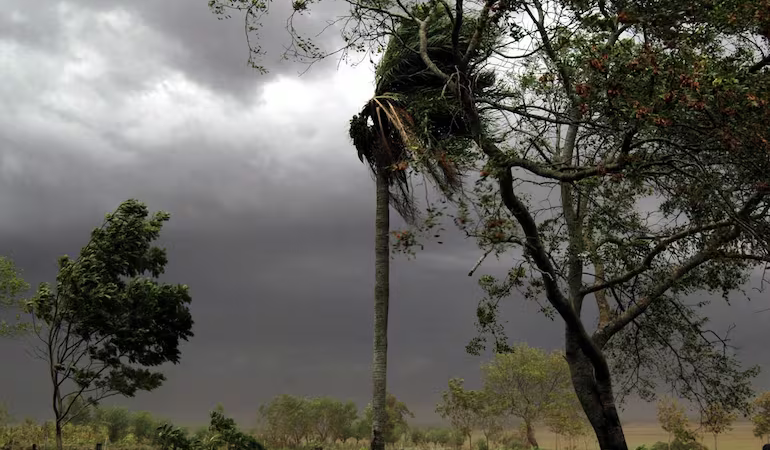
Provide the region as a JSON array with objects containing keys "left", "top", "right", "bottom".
[{"left": 348, "top": 7, "right": 500, "bottom": 450}]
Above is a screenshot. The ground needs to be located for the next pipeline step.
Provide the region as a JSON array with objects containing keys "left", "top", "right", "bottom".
[{"left": 514, "top": 422, "right": 764, "bottom": 450}]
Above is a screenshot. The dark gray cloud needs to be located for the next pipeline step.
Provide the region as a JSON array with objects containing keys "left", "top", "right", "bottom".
[
  {"left": 0, "top": 0, "right": 352, "bottom": 102},
  {"left": 0, "top": 136, "right": 559, "bottom": 425},
  {"left": 1, "top": 0, "right": 768, "bottom": 432}
]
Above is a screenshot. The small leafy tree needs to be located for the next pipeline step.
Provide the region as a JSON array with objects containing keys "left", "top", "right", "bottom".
[
  {"left": 95, "top": 406, "right": 132, "bottom": 443},
  {"left": 352, "top": 417, "right": 370, "bottom": 444},
  {"left": 482, "top": 344, "right": 572, "bottom": 448},
  {"left": 62, "top": 397, "right": 93, "bottom": 426},
  {"left": 436, "top": 378, "right": 482, "bottom": 449},
  {"left": 259, "top": 394, "right": 312, "bottom": 447},
  {"left": 308, "top": 397, "right": 358, "bottom": 444},
  {"left": 701, "top": 403, "right": 736, "bottom": 450},
  {"left": 475, "top": 393, "right": 504, "bottom": 447},
  {"left": 24, "top": 199, "right": 194, "bottom": 449},
  {"left": 546, "top": 392, "right": 590, "bottom": 450},
  {"left": 753, "top": 392, "right": 770, "bottom": 444},
  {"left": 209, "top": 408, "right": 265, "bottom": 450},
  {"left": 657, "top": 397, "right": 689, "bottom": 449},
  {"left": 410, "top": 428, "right": 427, "bottom": 448},
  {"left": 133, "top": 410, "right": 159, "bottom": 444},
  {"left": 0, "top": 403, "right": 10, "bottom": 428},
  {"left": 426, "top": 428, "right": 452, "bottom": 449},
  {"left": 0, "top": 256, "right": 30, "bottom": 337},
  {"left": 157, "top": 423, "right": 192, "bottom": 450}
]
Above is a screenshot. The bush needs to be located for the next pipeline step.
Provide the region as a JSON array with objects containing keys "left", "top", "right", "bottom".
[
  {"left": 425, "top": 428, "right": 451, "bottom": 447},
  {"left": 476, "top": 439, "right": 489, "bottom": 450},
  {"left": 498, "top": 433, "right": 528, "bottom": 450},
  {"left": 646, "top": 439, "right": 708, "bottom": 450},
  {"left": 410, "top": 428, "right": 427, "bottom": 447}
]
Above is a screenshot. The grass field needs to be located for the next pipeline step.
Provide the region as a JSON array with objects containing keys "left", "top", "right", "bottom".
[{"left": 509, "top": 422, "right": 767, "bottom": 450}]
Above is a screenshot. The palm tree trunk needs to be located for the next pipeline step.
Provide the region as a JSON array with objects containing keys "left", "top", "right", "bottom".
[{"left": 371, "top": 170, "right": 390, "bottom": 450}]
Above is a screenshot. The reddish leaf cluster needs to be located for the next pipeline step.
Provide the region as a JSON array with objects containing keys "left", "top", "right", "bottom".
[{"left": 575, "top": 83, "right": 591, "bottom": 98}]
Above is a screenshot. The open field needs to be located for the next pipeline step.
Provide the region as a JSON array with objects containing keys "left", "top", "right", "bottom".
[{"left": 493, "top": 422, "right": 767, "bottom": 450}]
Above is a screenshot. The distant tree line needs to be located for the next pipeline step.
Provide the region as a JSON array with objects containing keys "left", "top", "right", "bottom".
[{"left": 256, "top": 393, "right": 412, "bottom": 448}]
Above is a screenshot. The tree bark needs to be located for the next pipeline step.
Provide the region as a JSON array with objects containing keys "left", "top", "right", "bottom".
[
  {"left": 371, "top": 171, "right": 390, "bottom": 450},
  {"left": 565, "top": 328, "right": 628, "bottom": 450},
  {"left": 524, "top": 421, "right": 538, "bottom": 449}
]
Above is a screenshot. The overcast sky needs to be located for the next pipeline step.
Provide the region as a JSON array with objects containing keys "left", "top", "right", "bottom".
[{"left": 0, "top": 0, "right": 768, "bottom": 428}]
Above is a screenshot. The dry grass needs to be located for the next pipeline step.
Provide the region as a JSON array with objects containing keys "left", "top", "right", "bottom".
[{"left": 493, "top": 421, "right": 767, "bottom": 450}]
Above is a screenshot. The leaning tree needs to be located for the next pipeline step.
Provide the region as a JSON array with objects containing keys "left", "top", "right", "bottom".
[
  {"left": 25, "top": 199, "right": 194, "bottom": 450},
  {"left": 209, "top": 0, "right": 770, "bottom": 448}
]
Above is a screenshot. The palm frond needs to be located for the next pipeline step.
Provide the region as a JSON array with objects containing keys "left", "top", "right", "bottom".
[{"left": 349, "top": 2, "right": 501, "bottom": 222}]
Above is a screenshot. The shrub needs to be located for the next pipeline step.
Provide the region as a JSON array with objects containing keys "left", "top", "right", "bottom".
[
  {"left": 647, "top": 439, "right": 708, "bottom": 450},
  {"left": 498, "top": 432, "right": 528, "bottom": 450}
]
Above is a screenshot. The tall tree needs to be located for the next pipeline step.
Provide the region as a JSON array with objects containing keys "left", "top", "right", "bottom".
[
  {"left": 347, "top": 7, "right": 494, "bottom": 447},
  {"left": 482, "top": 345, "right": 573, "bottom": 448},
  {"left": 24, "top": 199, "right": 194, "bottom": 450},
  {"left": 210, "top": 0, "right": 770, "bottom": 448}
]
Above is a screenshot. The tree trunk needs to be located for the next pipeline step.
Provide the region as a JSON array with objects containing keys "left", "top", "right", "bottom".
[
  {"left": 467, "top": 432, "right": 472, "bottom": 450},
  {"left": 55, "top": 421, "right": 63, "bottom": 450},
  {"left": 524, "top": 421, "right": 537, "bottom": 449},
  {"left": 565, "top": 329, "right": 628, "bottom": 450},
  {"left": 713, "top": 434, "right": 717, "bottom": 450},
  {"left": 370, "top": 171, "right": 390, "bottom": 450}
]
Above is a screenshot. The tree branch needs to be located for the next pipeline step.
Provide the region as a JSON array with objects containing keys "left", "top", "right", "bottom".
[
  {"left": 418, "top": 14, "right": 452, "bottom": 82},
  {"left": 749, "top": 54, "right": 770, "bottom": 74},
  {"left": 594, "top": 226, "right": 742, "bottom": 348},
  {"left": 462, "top": 0, "right": 496, "bottom": 66},
  {"left": 581, "top": 220, "right": 734, "bottom": 297}
]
